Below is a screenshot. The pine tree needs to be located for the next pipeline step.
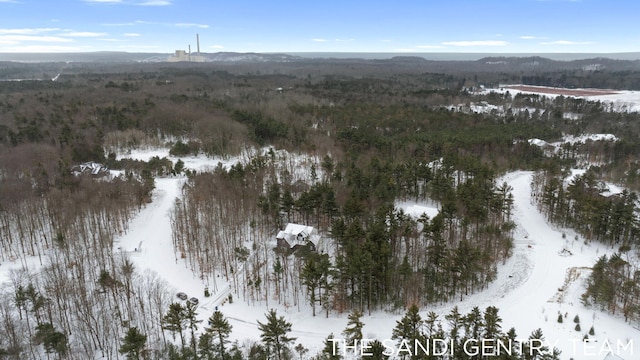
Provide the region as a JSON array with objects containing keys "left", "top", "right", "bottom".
[
  {"left": 174, "top": 159, "right": 185, "bottom": 174},
  {"left": 258, "top": 309, "right": 296, "bottom": 360},
  {"left": 185, "top": 301, "right": 202, "bottom": 352},
  {"left": 33, "top": 322, "right": 67, "bottom": 358},
  {"left": 504, "top": 327, "right": 521, "bottom": 359},
  {"left": 318, "top": 333, "right": 342, "bottom": 360},
  {"left": 198, "top": 333, "right": 216, "bottom": 360},
  {"left": 483, "top": 306, "right": 502, "bottom": 339},
  {"left": 342, "top": 310, "right": 364, "bottom": 347},
  {"left": 301, "top": 253, "right": 331, "bottom": 317},
  {"left": 464, "top": 306, "right": 484, "bottom": 340},
  {"left": 522, "top": 328, "right": 561, "bottom": 360},
  {"left": 445, "top": 306, "right": 464, "bottom": 355},
  {"left": 248, "top": 342, "right": 269, "bottom": 360},
  {"left": 392, "top": 304, "right": 424, "bottom": 348},
  {"left": 365, "top": 340, "right": 389, "bottom": 360},
  {"left": 119, "top": 327, "right": 147, "bottom": 360},
  {"left": 206, "top": 311, "right": 233, "bottom": 360},
  {"left": 162, "top": 302, "right": 188, "bottom": 349},
  {"left": 294, "top": 343, "right": 308, "bottom": 360}
]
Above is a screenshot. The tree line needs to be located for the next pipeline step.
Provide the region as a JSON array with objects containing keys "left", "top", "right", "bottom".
[{"left": 121, "top": 302, "right": 561, "bottom": 360}]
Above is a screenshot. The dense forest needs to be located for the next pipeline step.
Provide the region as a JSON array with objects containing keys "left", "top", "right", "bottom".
[{"left": 1, "top": 56, "right": 640, "bottom": 359}]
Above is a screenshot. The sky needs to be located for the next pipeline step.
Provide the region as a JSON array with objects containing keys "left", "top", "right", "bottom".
[{"left": 0, "top": 0, "right": 639, "bottom": 54}]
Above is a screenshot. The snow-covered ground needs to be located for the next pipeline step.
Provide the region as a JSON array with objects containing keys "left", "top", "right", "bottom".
[
  {"left": 528, "top": 133, "right": 619, "bottom": 150},
  {"left": 1, "top": 147, "right": 638, "bottom": 359},
  {"left": 490, "top": 85, "right": 640, "bottom": 113},
  {"left": 395, "top": 200, "right": 440, "bottom": 220},
  {"left": 113, "top": 148, "right": 638, "bottom": 359}
]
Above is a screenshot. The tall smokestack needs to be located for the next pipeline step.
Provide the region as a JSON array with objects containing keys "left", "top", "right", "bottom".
[{"left": 197, "top": 34, "right": 200, "bottom": 53}]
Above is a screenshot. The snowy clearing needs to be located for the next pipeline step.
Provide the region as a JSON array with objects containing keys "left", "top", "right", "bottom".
[{"left": 494, "top": 85, "right": 640, "bottom": 113}]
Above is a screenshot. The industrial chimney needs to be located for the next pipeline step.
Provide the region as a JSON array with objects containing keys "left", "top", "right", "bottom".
[{"left": 196, "top": 34, "right": 200, "bottom": 54}]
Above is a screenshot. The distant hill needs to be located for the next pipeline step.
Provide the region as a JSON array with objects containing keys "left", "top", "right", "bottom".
[
  {"left": 0, "top": 51, "right": 301, "bottom": 63},
  {"left": 474, "top": 56, "right": 640, "bottom": 72},
  {"left": 1, "top": 51, "right": 639, "bottom": 64},
  {"left": 0, "top": 51, "right": 166, "bottom": 63}
]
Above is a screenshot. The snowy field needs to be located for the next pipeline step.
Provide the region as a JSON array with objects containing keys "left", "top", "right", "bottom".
[
  {"left": 493, "top": 85, "right": 640, "bottom": 113},
  {"left": 1, "top": 146, "right": 639, "bottom": 359}
]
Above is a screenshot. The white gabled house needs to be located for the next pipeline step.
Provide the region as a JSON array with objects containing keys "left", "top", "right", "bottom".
[{"left": 276, "top": 223, "right": 319, "bottom": 253}]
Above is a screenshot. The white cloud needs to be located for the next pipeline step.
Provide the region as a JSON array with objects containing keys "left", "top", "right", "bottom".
[
  {"left": 521, "top": 35, "right": 548, "bottom": 40},
  {"left": 540, "top": 40, "right": 593, "bottom": 45},
  {"left": 83, "top": 0, "right": 123, "bottom": 3},
  {"left": 0, "top": 35, "right": 73, "bottom": 43},
  {"left": 116, "top": 44, "right": 160, "bottom": 50},
  {"left": 0, "top": 0, "right": 20, "bottom": 3},
  {"left": 83, "top": 0, "right": 171, "bottom": 5},
  {"left": 175, "top": 23, "right": 209, "bottom": 28},
  {"left": 123, "top": 33, "right": 141, "bottom": 37},
  {"left": 312, "top": 38, "right": 328, "bottom": 42},
  {"left": 416, "top": 45, "right": 445, "bottom": 49},
  {"left": 102, "top": 22, "right": 138, "bottom": 26},
  {"left": 0, "top": 45, "right": 83, "bottom": 52},
  {"left": 0, "top": 28, "right": 60, "bottom": 35},
  {"left": 63, "top": 31, "right": 109, "bottom": 37},
  {"left": 137, "top": 0, "right": 171, "bottom": 5},
  {"left": 442, "top": 40, "right": 508, "bottom": 47},
  {"left": 105, "top": 20, "right": 206, "bottom": 29}
]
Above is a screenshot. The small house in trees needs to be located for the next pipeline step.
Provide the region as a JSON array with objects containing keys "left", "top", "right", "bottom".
[
  {"left": 71, "top": 162, "right": 110, "bottom": 177},
  {"left": 276, "top": 223, "right": 318, "bottom": 254}
]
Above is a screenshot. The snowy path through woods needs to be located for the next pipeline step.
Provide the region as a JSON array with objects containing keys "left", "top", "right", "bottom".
[{"left": 113, "top": 177, "right": 222, "bottom": 316}]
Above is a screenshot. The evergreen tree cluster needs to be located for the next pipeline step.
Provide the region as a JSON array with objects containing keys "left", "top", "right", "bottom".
[
  {"left": 534, "top": 169, "right": 638, "bottom": 246},
  {"left": 151, "top": 302, "right": 563, "bottom": 360},
  {"left": 312, "top": 305, "right": 561, "bottom": 360},
  {"left": 583, "top": 254, "right": 640, "bottom": 321}
]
